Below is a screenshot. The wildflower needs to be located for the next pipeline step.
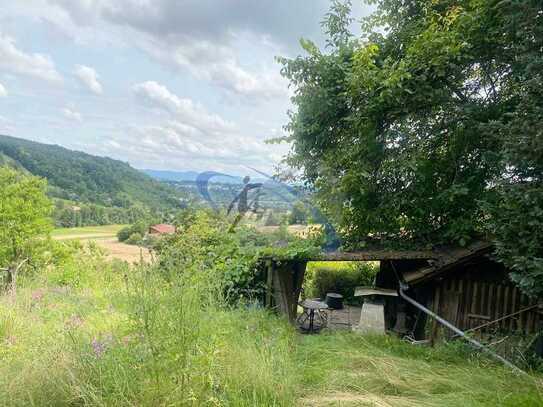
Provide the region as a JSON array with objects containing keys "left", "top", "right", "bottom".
[
  {"left": 31, "top": 288, "right": 45, "bottom": 302},
  {"left": 91, "top": 338, "right": 107, "bottom": 358},
  {"left": 65, "top": 315, "right": 84, "bottom": 329},
  {"left": 91, "top": 333, "right": 114, "bottom": 357}
]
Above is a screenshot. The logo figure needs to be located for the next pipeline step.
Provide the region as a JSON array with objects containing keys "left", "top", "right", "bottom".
[
  {"left": 227, "top": 176, "right": 262, "bottom": 231},
  {"left": 195, "top": 169, "right": 341, "bottom": 250}
]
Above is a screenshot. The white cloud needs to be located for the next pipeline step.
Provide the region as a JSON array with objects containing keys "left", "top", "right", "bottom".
[
  {"left": 101, "top": 122, "right": 288, "bottom": 174},
  {"left": 51, "top": 0, "right": 103, "bottom": 26},
  {"left": 74, "top": 64, "right": 103, "bottom": 94},
  {"left": 52, "top": 0, "right": 331, "bottom": 49},
  {"left": 142, "top": 38, "right": 288, "bottom": 101},
  {"left": 128, "top": 81, "right": 288, "bottom": 172},
  {"left": 62, "top": 107, "right": 82, "bottom": 121},
  {"left": 0, "top": 33, "right": 62, "bottom": 83},
  {"left": 133, "top": 81, "right": 234, "bottom": 133},
  {"left": 49, "top": 0, "right": 293, "bottom": 101},
  {"left": 207, "top": 59, "right": 287, "bottom": 99},
  {"left": 0, "top": 83, "right": 7, "bottom": 97}
]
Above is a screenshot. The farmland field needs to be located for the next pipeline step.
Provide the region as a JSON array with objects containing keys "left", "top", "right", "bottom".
[
  {"left": 52, "top": 225, "right": 151, "bottom": 262},
  {"left": 52, "top": 225, "right": 127, "bottom": 240}
]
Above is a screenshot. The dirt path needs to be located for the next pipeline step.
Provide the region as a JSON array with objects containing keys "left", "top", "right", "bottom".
[{"left": 93, "top": 238, "right": 152, "bottom": 263}]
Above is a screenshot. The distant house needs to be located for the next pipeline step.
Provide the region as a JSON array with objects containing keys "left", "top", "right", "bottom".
[{"left": 148, "top": 224, "right": 176, "bottom": 235}]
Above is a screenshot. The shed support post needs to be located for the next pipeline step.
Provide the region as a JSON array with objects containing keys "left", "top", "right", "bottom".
[
  {"left": 265, "top": 260, "right": 273, "bottom": 308},
  {"left": 430, "top": 284, "right": 441, "bottom": 345}
]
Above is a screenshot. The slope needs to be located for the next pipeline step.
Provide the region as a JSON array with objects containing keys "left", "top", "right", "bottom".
[{"left": 0, "top": 135, "right": 182, "bottom": 210}]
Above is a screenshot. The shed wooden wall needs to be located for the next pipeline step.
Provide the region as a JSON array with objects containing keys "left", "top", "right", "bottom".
[{"left": 428, "top": 260, "right": 540, "bottom": 338}]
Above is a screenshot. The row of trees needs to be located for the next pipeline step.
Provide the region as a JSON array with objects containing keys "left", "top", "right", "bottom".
[
  {"left": 53, "top": 200, "right": 154, "bottom": 228},
  {"left": 280, "top": 0, "right": 543, "bottom": 296}
]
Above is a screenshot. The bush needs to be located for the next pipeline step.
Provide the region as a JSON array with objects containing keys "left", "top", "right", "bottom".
[
  {"left": 156, "top": 210, "right": 323, "bottom": 304},
  {"left": 265, "top": 211, "right": 282, "bottom": 226},
  {"left": 125, "top": 232, "right": 143, "bottom": 245},
  {"left": 304, "top": 261, "right": 377, "bottom": 303},
  {"left": 117, "top": 221, "right": 150, "bottom": 243},
  {"left": 117, "top": 226, "right": 132, "bottom": 242}
]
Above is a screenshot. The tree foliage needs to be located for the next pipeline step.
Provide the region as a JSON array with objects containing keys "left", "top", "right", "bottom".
[
  {"left": 288, "top": 201, "right": 309, "bottom": 225},
  {"left": 53, "top": 200, "right": 155, "bottom": 228},
  {"left": 280, "top": 0, "right": 543, "bottom": 296},
  {"left": 154, "top": 210, "right": 322, "bottom": 303},
  {"left": 0, "top": 167, "right": 53, "bottom": 267}
]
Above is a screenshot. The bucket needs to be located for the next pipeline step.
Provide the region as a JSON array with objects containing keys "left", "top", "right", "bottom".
[{"left": 325, "top": 292, "right": 344, "bottom": 310}]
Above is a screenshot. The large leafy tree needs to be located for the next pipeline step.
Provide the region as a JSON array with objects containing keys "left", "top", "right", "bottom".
[
  {"left": 280, "top": 1, "right": 543, "bottom": 295},
  {"left": 0, "top": 167, "right": 53, "bottom": 272}
]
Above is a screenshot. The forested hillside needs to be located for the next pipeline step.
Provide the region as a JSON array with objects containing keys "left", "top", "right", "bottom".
[{"left": 0, "top": 135, "right": 183, "bottom": 211}]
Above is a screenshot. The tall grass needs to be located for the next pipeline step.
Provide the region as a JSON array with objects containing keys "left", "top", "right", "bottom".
[
  {"left": 0, "top": 245, "right": 542, "bottom": 406},
  {"left": 0, "top": 245, "right": 299, "bottom": 406}
]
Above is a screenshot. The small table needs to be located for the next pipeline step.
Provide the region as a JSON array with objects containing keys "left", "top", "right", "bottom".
[{"left": 297, "top": 299, "right": 329, "bottom": 333}]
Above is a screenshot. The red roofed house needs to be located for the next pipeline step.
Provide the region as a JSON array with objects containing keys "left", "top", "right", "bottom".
[{"left": 148, "top": 224, "right": 176, "bottom": 235}]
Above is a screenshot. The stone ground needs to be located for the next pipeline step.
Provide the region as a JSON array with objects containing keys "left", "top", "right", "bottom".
[
  {"left": 297, "top": 304, "right": 363, "bottom": 332},
  {"left": 327, "top": 305, "right": 362, "bottom": 330}
]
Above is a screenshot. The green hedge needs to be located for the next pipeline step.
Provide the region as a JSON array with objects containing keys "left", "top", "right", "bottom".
[{"left": 304, "top": 261, "right": 377, "bottom": 303}]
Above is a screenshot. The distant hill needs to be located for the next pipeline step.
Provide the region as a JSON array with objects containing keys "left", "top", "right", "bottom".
[
  {"left": 142, "top": 169, "right": 202, "bottom": 182},
  {"left": 142, "top": 169, "right": 266, "bottom": 185},
  {"left": 0, "top": 135, "right": 183, "bottom": 210}
]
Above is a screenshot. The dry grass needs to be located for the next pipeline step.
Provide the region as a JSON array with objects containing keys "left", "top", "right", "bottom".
[
  {"left": 93, "top": 238, "right": 152, "bottom": 263},
  {"left": 52, "top": 225, "right": 151, "bottom": 263},
  {"left": 296, "top": 332, "right": 543, "bottom": 406}
]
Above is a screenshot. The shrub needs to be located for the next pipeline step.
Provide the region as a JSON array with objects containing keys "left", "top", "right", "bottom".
[
  {"left": 156, "top": 210, "right": 323, "bottom": 304},
  {"left": 118, "top": 221, "right": 150, "bottom": 243},
  {"left": 265, "top": 211, "right": 282, "bottom": 226},
  {"left": 304, "top": 261, "right": 377, "bottom": 303},
  {"left": 141, "top": 234, "right": 159, "bottom": 249},
  {"left": 0, "top": 167, "right": 53, "bottom": 275},
  {"left": 116, "top": 226, "right": 132, "bottom": 242},
  {"left": 126, "top": 232, "right": 143, "bottom": 245}
]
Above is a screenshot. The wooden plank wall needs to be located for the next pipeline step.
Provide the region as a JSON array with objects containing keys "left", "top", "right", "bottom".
[{"left": 430, "top": 278, "right": 540, "bottom": 337}]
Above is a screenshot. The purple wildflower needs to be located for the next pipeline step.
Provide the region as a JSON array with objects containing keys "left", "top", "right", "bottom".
[{"left": 91, "top": 338, "right": 106, "bottom": 358}]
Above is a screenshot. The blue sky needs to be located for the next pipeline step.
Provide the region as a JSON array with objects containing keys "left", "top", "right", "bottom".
[{"left": 0, "top": 1, "right": 370, "bottom": 175}]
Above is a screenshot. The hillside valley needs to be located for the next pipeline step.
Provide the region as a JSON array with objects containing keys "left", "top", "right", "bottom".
[{"left": 0, "top": 135, "right": 184, "bottom": 211}]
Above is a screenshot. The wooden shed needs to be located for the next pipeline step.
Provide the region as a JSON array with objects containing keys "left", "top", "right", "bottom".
[
  {"left": 261, "top": 248, "right": 440, "bottom": 323},
  {"left": 262, "top": 242, "right": 541, "bottom": 342},
  {"left": 377, "top": 242, "right": 542, "bottom": 342}
]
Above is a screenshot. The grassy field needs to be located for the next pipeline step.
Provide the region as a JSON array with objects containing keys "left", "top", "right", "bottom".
[
  {"left": 52, "top": 224, "right": 127, "bottom": 239},
  {"left": 3, "top": 222, "right": 542, "bottom": 405},
  {"left": 298, "top": 333, "right": 542, "bottom": 406},
  {"left": 51, "top": 225, "right": 150, "bottom": 263},
  {"left": 1, "top": 250, "right": 541, "bottom": 406}
]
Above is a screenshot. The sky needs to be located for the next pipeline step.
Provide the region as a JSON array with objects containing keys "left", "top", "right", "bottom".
[{"left": 0, "top": 1, "right": 371, "bottom": 175}]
